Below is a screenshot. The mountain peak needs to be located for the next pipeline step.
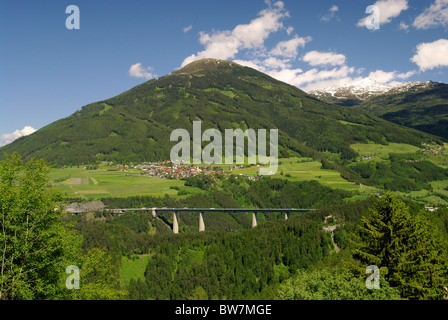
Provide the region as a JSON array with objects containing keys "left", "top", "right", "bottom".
[
  {"left": 310, "top": 79, "right": 434, "bottom": 102},
  {"left": 171, "top": 59, "right": 240, "bottom": 75}
]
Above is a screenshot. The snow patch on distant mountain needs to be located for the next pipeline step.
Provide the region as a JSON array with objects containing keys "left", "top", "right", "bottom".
[{"left": 309, "top": 79, "right": 433, "bottom": 101}]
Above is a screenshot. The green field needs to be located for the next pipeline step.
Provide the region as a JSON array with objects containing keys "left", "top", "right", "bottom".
[
  {"left": 351, "top": 142, "right": 421, "bottom": 161},
  {"left": 224, "top": 157, "right": 378, "bottom": 194},
  {"left": 49, "top": 164, "right": 188, "bottom": 199},
  {"left": 120, "top": 254, "right": 151, "bottom": 288}
]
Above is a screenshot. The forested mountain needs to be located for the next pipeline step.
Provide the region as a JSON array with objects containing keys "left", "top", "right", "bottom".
[
  {"left": 0, "top": 59, "right": 440, "bottom": 165},
  {"left": 311, "top": 80, "right": 448, "bottom": 140},
  {"left": 354, "top": 82, "right": 448, "bottom": 140}
]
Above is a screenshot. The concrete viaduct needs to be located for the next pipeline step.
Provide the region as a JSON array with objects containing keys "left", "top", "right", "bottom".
[{"left": 108, "top": 207, "right": 316, "bottom": 233}]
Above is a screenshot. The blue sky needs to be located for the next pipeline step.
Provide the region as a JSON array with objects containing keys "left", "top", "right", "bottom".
[{"left": 1, "top": 0, "right": 448, "bottom": 146}]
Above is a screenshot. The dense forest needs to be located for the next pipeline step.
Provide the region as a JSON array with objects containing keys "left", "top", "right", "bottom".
[
  {"left": 1, "top": 153, "right": 448, "bottom": 301},
  {"left": 74, "top": 192, "right": 448, "bottom": 300},
  {"left": 67, "top": 172, "right": 448, "bottom": 300}
]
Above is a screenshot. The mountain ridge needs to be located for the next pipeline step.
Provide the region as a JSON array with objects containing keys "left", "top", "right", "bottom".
[
  {"left": 309, "top": 79, "right": 448, "bottom": 140},
  {"left": 309, "top": 79, "right": 436, "bottom": 105},
  {"left": 0, "top": 59, "right": 441, "bottom": 165}
]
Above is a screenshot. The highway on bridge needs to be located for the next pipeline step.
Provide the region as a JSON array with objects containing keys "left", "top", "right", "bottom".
[{"left": 107, "top": 207, "right": 316, "bottom": 233}]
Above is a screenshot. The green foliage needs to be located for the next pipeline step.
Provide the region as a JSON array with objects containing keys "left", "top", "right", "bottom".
[
  {"left": 0, "top": 153, "right": 68, "bottom": 300},
  {"left": 350, "top": 194, "right": 448, "bottom": 300},
  {"left": 129, "top": 216, "right": 334, "bottom": 300},
  {"left": 244, "top": 179, "right": 351, "bottom": 209},
  {"left": 277, "top": 269, "right": 401, "bottom": 300},
  {"left": 184, "top": 175, "right": 215, "bottom": 190},
  {"left": 70, "top": 248, "right": 127, "bottom": 300},
  {"left": 343, "top": 157, "right": 448, "bottom": 192}
]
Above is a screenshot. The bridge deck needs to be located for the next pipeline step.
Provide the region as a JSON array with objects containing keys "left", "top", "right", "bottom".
[
  {"left": 115, "top": 208, "right": 315, "bottom": 213},
  {"left": 66, "top": 207, "right": 315, "bottom": 233}
]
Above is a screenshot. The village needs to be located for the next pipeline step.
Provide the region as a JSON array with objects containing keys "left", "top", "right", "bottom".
[
  {"left": 133, "top": 161, "right": 261, "bottom": 181},
  {"left": 420, "top": 143, "right": 446, "bottom": 155}
]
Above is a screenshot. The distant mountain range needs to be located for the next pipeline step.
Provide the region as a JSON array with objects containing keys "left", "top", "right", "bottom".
[
  {"left": 309, "top": 79, "right": 434, "bottom": 105},
  {"left": 0, "top": 59, "right": 441, "bottom": 165},
  {"left": 309, "top": 80, "right": 448, "bottom": 140}
]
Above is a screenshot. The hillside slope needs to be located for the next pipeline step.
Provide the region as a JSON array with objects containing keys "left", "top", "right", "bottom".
[
  {"left": 310, "top": 80, "right": 448, "bottom": 140},
  {"left": 0, "top": 59, "right": 440, "bottom": 165},
  {"left": 353, "top": 82, "right": 448, "bottom": 140}
]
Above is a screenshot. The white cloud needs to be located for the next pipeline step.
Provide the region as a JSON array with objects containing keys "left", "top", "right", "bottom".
[
  {"left": 398, "top": 21, "right": 409, "bottom": 31},
  {"left": 357, "top": 0, "right": 408, "bottom": 27},
  {"left": 320, "top": 5, "right": 339, "bottom": 22},
  {"left": 302, "top": 68, "right": 415, "bottom": 92},
  {"left": 270, "top": 35, "right": 311, "bottom": 58},
  {"left": 289, "top": 66, "right": 355, "bottom": 87},
  {"left": 368, "top": 70, "right": 398, "bottom": 83},
  {"left": 179, "top": 1, "right": 416, "bottom": 94},
  {"left": 262, "top": 57, "right": 290, "bottom": 69},
  {"left": 413, "top": 0, "right": 448, "bottom": 29},
  {"left": 183, "top": 25, "right": 193, "bottom": 33},
  {"left": 128, "top": 63, "right": 157, "bottom": 80},
  {"left": 396, "top": 70, "right": 416, "bottom": 79},
  {"left": 303, "top": 77, "right": 363, "bottom": 92},
  {"left": 303, "top": 51, "right": 346, "bottom": 67},
  {"left": 181, "top": 1, "right": 289, "bottom": 67},
  {"left": 411, "top": 39, "right": 448, "bottom": 71},
  {"left": 330, "top": 5, "right": 339, "bottom": 12},
  {"left": 232, "top": 59, "right": 267, "bottom": 73},
  {"left": 0, "top": 126, "right": 37, "bottom": 147}
]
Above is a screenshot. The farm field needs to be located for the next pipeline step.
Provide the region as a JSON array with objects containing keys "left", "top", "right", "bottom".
[
  {"left": 225, "top": 157, "right": 378, "bottom": 195},
  {"left": 49, "top": 164, "right": 188, "bottom": 200},
  {"left": 351, "top": 142, "right": 421, "bottom": 161}
]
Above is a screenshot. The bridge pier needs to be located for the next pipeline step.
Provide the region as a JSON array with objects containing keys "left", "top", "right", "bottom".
[
  {"left": 173, "top": 211, "right": 179, "bottom": 234},
  {"left": 252, "top": 213, "right": 258, "bottom": 228},
  {"left": 285, "top": 212, "right": 289, "bottom": 220},
  {"left": 199, "top": 212, "right": 205, "bottom": 232},
  {"left": 152, "top": 207, "right": 157, "bottom": 217}
]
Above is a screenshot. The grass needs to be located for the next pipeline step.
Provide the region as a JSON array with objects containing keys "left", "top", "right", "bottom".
[
  {"left": 339, "top": 120, "right": 367, "bottom": 127},
  {"left": 351, "top": 143, "right": 421, "bottom": 161},
  {"left": 99, "top": 103, "right": 113, "bottom": 116},
  {"left": 228, "top": 157, "right": 378, "bottom": 194},
  {"left": 120, "top": 254, "right": 151, "bottom": 288},
  {"left": 49, "top": 164, "right": 188, "bottom": 200}
]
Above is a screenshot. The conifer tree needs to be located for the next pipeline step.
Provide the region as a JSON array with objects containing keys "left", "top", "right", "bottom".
[{"left": 351, "top": 193, "right": 448, "bottom": 299}]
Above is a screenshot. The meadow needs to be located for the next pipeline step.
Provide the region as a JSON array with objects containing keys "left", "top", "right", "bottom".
[
  {"left": 120, "top": 254, "right": 151, "bottom": 288},
  {"left": 351, "top": 142, "right": 421, "bottom": 160},
  {"left": 49, "top": 164, "right": 186, "bottom": 200}
]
